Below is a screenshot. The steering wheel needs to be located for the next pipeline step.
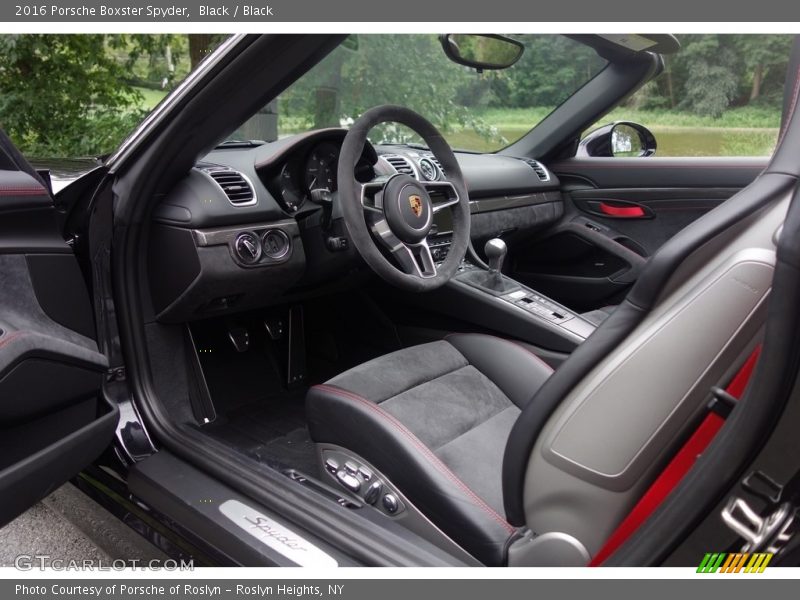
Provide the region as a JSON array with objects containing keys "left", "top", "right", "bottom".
[{"left": 337, "top": 105, "right": 471, "bottom": 292}]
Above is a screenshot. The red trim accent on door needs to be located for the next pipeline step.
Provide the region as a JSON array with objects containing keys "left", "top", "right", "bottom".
[
  {"left": 589, "top": 346, "right": 762, "bottom": 566},
  {"left": 599, "top": 202, "right": 646, "bottom": 218},
  {"left": 0, "top": 187, "right": 47, "bottom": 196}
]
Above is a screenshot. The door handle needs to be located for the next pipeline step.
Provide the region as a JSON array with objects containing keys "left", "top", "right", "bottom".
[{"left": 599, "top": 201, "right": 646, "bottom": 218}]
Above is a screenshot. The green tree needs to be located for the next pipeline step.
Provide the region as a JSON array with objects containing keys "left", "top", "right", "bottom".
[
  {"left": 0, "top": 35, "right": 143, "bottom": 156},
  {"left": 122, "top": 34, "right": 189, "bottom": 89},
  {"left": 735, "top": 35, "right": 793, "bottom": 103},
  {"left": 673, "top": 36, "right": 740, "bottom": 118},
  {"left": 277, "top": 35, "right": 507, "bottom": 143},
  {"left": 491, "top": 36, "right": 605, "bottom": 109},
  {"left": 622, "top": 35, "right": 792, "bottom": 118}
]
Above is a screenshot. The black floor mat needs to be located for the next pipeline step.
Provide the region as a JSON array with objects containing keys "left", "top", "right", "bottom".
[
  {"left": 203, "top": 394, "right": 319, "bottom": 475},
  {"left": 189, "top": 292, "right": 403, "bottom": 475}
]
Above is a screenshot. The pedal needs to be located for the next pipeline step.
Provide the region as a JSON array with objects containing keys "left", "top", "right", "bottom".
[
  {"left": 227, "top": 327, "right": 250, "bottom": 352},
  {"left": 264, "top": 317, "right": 285, "bottom": 341}
]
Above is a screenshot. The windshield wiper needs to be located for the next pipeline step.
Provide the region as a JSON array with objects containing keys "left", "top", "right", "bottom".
[{"left": 215, "top": 139, "right": 267, "bottom": 149}]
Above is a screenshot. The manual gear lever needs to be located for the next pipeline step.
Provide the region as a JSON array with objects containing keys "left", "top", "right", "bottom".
[
  {"left": 456, "top": 237, "right": 517, "bottom": 293},
  {"left": 485, "top": 238, "right": 507, "bottom": 276},
  {"left": 454, "top": 237, "right": 518, "bottom": 293}
]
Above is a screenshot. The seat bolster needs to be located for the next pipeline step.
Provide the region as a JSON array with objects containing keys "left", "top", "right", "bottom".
[
  {"left": 445, "top": 333, "right": 554, "bottom": 408},
  {"left": 306, "top": 383, "right": 519, "bottom": 565}
]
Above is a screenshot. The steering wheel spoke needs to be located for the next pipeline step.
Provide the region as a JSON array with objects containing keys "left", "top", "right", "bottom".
[
  {"left": 425, "top": 181, "right": 461, "bottom": 213},
  {"left": 393, "top": 238, "right": 437, "bottom": 279},
  {"left": 370, "top": 217, "right": 437, "bottom": 278},
  {"left": 359, "top": 181, "right": 386, "bottom": 214}
]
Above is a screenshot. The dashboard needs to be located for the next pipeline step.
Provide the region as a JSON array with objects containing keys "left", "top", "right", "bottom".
[{"left": 148, "top": 128, "right": 563, "bottom": 323}]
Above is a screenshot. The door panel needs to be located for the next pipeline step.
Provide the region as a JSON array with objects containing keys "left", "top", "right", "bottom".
[
  {"left": 507, "top": 157, "right": 768, "bottom": 311},
  {"left": 568, "top": 187, "right": 740, "bottom": 255},
  {"left": 0, "top": 132, "right": 117, "bottom": 526}
]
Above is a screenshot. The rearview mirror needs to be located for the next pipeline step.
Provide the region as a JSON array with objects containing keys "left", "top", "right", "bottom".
[
  {"left": 440, "top": 34, "right": 524, "bottom": 71},
  {"left": 578, "top": 121, "right": 658, "bottom": 158}
]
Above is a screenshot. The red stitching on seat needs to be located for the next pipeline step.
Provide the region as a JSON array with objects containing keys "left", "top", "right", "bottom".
[
  {"left": 313, "top": 383, "right": 516, "bottom": 535},
  {"left": 0, "top": 331, "right": 27, "bottom": 350}
]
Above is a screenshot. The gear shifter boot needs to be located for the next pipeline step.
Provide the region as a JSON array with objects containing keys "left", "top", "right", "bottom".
[{"left": 457, "top": 268, "right": 520, "bottom": 294}]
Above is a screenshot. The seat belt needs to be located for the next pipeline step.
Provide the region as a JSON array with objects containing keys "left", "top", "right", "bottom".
[{"left": 589, "top": 347, "right": 762, "bottom": 566}]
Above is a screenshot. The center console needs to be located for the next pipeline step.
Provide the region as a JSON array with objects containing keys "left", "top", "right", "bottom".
[{"left": 425, "top": 232, "right": 597, "bottom": 354}]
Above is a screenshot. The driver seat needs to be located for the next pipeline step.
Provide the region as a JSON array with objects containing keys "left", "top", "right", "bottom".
[
  {"left": 307, "top": 38, "right": 800, "bottom": 566},
  {"left": 308, "top": 333, "right": 550, "bottom": 564}
]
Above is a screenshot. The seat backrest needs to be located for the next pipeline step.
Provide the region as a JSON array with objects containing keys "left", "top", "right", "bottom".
[{"left": 502, "top": 35, "right": 800, "bottom": 561}]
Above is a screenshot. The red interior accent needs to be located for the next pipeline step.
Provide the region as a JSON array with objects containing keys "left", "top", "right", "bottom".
[
  {"left": 589, "top": 346, "right": 762, "bottom": 566},
  {"left": 599, "top": 202, "right": 646, "bottom": 218}
]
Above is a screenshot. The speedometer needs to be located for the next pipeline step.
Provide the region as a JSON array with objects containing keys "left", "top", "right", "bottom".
[{"left": 304, "top": 141, "right": 339, "bottom": 193}]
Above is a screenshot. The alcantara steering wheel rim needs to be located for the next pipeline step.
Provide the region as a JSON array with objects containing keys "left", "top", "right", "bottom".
[{"left": 337, "top": 105, "right": 471, "bottom": 292}]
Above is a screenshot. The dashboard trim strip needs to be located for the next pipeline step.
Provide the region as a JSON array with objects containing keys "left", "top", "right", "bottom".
[{"left": 469, "top": 191, "right": 562, "bottom": 214}]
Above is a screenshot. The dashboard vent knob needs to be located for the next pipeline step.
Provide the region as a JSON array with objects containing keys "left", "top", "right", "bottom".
[
  {"left": 418, "top": 157, "right": 440, "bottom": 181},
  {"left": 423, "top": 153, "right": 445, "bottom": 177},
  {"left": 204, "top": 167, "right": 257, "bottom": 206}
]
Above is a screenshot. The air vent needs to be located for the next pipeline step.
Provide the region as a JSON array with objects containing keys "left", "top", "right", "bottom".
[
  {"left": 204, "top": 167, "right": 257, "bottom": 206},
  {"left": 520, "top": 158, "right": 550, "bottom": 182},
  {"left": 383, "top": 154, "right": 417, "bottom": 178},
  {"left": 423, "top": 153, "right": 445, "bottom": 177}
]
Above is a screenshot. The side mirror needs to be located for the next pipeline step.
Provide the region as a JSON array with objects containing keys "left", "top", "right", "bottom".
[
  {"left": 577, "top": 121, "right": 657, "bottom": 158},
  {"left": 439, "top": 34, "right": 524, "bottom": 71}
]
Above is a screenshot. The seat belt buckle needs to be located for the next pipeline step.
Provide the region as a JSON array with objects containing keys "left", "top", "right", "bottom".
[{"left": 742, "top": 471, "right": 785, "bottom": 505}]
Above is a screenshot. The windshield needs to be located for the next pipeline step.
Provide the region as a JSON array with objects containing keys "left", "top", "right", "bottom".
[{"left": 229, "top": 35, "right": 607, "bottom": 152}]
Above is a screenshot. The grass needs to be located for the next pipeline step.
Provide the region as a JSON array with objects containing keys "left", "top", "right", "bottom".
[
  {"left": 133, "top": 86, "right": 169, "bottom": 110},
  {"left": 473, "top": 105, "right": 782, "bottom": 130},
  {"left": 449, "top": 106, "right": 782, "bottom": 155}
]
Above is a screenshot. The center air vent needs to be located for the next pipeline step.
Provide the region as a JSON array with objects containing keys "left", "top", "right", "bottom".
[
  {"left": 520, "top": 158, "right": 551, "bottom": 182},
  {"left": 383, "top": 154, "right": 417, "bottom": 179},
  {"left": 204, "top": 167, "right": 257, "bottom": 206},
  {"left": 423, "top": 153, "right": 445, "bottom": 177}
]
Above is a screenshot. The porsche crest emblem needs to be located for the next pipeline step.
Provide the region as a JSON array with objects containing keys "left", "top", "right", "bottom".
[{"left": 409, "top": 194, "right": 423, "bottom": 218}]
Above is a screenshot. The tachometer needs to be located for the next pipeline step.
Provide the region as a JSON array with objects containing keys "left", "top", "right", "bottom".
[{"left": 304, "top": 141, "right": 339, "bottom": 193}]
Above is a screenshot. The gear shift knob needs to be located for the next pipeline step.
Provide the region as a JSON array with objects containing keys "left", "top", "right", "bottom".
[{"left": 485, "top": 238, "right": 507, "bottom": 274}]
